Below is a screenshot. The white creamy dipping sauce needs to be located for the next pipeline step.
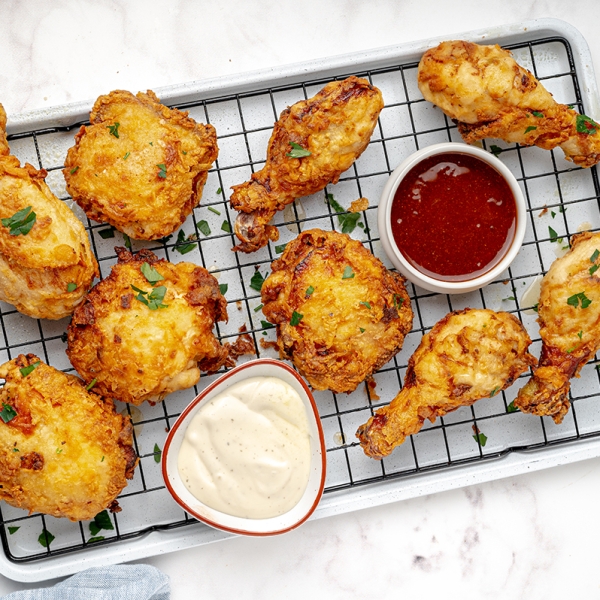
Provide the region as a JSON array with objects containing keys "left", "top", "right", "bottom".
[{"left": 177, "top": 376, "right": 311, "bottom": 519}]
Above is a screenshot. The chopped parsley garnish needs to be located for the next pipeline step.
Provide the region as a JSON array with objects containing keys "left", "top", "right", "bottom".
[
  {"left": 489, "top": 387, "right": 500, "bottom": 398},
  {"left": 506, "top": 400, "right": 518, "bottom": 413},
  {"left": 88, "top": 536, "right": 105, "bottom": 543},
  {"left": 502, "top": 296, "right": 516, "bottom": 301},
  {"left": 261, "top": 320, "right": 275, "bottom": 330},
  {"left": 67, "top": 282, "right": 77, "bottom": 292},
  {"left": 123, "top": 233, "right": 132, "bottom": 251},
  {"left": 306, "top": 286, "right": 315, "bottom": 297},
  {"left": 326, "top": 193, "right": 363, "bottom": 234},
  {"left": 70, "top": 166, "right": 79, "bottom": 174},
  {"left": 8, "top": 527, "right": 19, "bottom": 535},
  {"left": 532, "top": 303, "right": 539, "bottom": 313},
  {"left": 197, "top": 220, "right": 211, "bottom": 236},
  {"left": 38, "top": 528, "right": 55, "bottom": 548},
  {"left": 286, "top": 141, "right": 311, "bottom": 158},
  {"left": 249, "top": 270, "right": 267, "bottom": 292},
  {"left": 153, "top": 443, "right": 162, "bottom": 464},
  {"left": 489, "top": 145, "right": 503, "bottom": 156},
  {"left": 174, "top": 230, "right": 196, "bottom": 255},
  {"left": 524, "top": 125, "right": 537, "bottom": 134},
  {"left": 123, "top": 152, "right": 130, "bottom": 160},
  {"left": 275, "top": 243, "right": 287, "bottom": 254},
  {"left": 208, "top": 206, "right": 221, "bottom": 215},
  {"left": 567, "top": 291, "right": 592, "bottom": 309},
  {"left": 551, "top": 211, "right": 556, "bottom": 218},
  {"left": 133, "top": 285, "right": 168, "bottom": 310},
  {"left": 219, "top": 284, "right": 228, "bottom": 295},
  {"left": 548, "top": 226, "right": 559, "bottom": 243},
  {"left": 578, "top": 330, "right": 583, "bottom": 339},
  {"left": 342, "top": 266, "right": 355, "bottom": 279},
  {"left": 85, "top": 378, "right": 97, "bottom": 392},
  {"left": 89, "top": 510, "right": 114, "bottom": 536},
  {"left": 216, "top": 187, "right": 222, "bottom": 195},
  {"left": 290, "top": 311, "right": 304, "bottom": 326},
  {"left": 20, "top": 361, "right": 40, "bottom": 377},
  {"left": 393, "top": 294, "right": 404, "bottom": 309},
  {"left": 532, "top": 111, "right": 544, "bottom": 118},
  {"left": 360, "top": 301, "right": 372, "bottom": 309},
  {"left": 590, "top": 265, "right": 599, "bottom": 276},
  {"left": 98, "top": 227, "right": 115, "bottom": 239},
  {"left": 158, "top": 234, "right": 173, "bottom": 244},
  {"left": 56, "top": 448, "right": 62, "bottom": 454},
  {"left": 141, "top": 262, "right": 164, "bottom": 285},
  {"left": 591, "top": 249, "right": 599, "bottom": 263},
  {"left": 2, "top": 206, "right": 36, "bottom": 236},
  {"left": 359, "top": 327, "right": 366, "bottom": 333},
  {"left": 156, "top": 163, "right": 167, "bottom": 179},
  {"left": 0, "top": 403, "right": 17, "bottom": 423},
  {"left": 107, "top": 122, "right": 120, "bottom": 138},
  {"left": 221, "top": 220, "right": 232, "bottom": 233},
  {"left": 473, "top": 431, "right": 488, "bottom": 447},
  {"left": 576, "top": 114, "right": 600, "bottom": 135},
  {"left": 254, "top": 303, "right": 263, "bottom": 312}
]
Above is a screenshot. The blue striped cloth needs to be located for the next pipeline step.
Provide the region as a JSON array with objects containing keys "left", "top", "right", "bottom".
[{"left": 3, "top": 565, "right": 170, "bottom": 599}]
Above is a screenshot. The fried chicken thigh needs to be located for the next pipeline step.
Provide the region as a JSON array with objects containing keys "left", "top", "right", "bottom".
[
  {"left": 0, "top": 354, "right": 137, "bottom": 521},
  {"left": 0, "top": 103, "right": 98, "bottom": 319},
  {"left": 64, "top": 90, "right": 218, "bottom": 240},
  {"left": 357, "top": 309, "right": 536, "bottom": 459},
  {"left": 418, "top": 41, "right": 600, "bottom": 167},
  {"left": 231, "top": 77, "right": 384, "bottom": 252},
  {"left": 261, "top": 229, "right": 413, "bottom": 393},
  {"left": 515, "top": 231, "right": 600, "bottom": 423},
  {"left": 67, "top": 248, "right": 231, "bottom": 405}
]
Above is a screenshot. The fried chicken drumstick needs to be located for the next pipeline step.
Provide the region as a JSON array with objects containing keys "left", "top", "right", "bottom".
[
  {"left": 231, "top": 76, "right": 384, "bottom": 252},
  {"left": 418, "top": 41, "right": 600, "bottom": 167},
  {"left": 515, "top": 231, "right": 600, "bottom": 423},
  {"left": 357, "top": 309, "right": 536, "bottom": 459}
]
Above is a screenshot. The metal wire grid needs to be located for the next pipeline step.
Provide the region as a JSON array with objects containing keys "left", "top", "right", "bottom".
[{"left": 1, "top": 34, "right": 599, "bottom": 564}]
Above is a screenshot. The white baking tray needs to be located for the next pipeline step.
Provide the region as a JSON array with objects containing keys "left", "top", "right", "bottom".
[{"left": 2, "top": 17, "right": 600, "bottom": 582}]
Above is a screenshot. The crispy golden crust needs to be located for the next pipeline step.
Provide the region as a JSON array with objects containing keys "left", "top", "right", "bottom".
[
  {"left": 418, "top": 41, "right": 600, "bottom": 167},
  {"left": 67, "top": 248, "right": 230, "bottom": 405},
  {"left": 0, "top": 104, "right": 98, "bottom": 319},
  {"left": 231, "top": 76, "right": 384, "bottom": 252},
  {"left": 64, "top": 90, "right": 218, "bottom": 240},
  {"left": 357, "top": 309, "right": 536, "bottom": 459},
  {"left": 0, "top": 354, "right": 137, "bottom": 521},
  {"left": 261, "top": 229, "right": 412, "bottom": 393},
  {"left": 515, "top": 231, "right": 600, "bottom": 423},
  {"left": 0, "top": 104, "right": 8, "bottom": 156}
]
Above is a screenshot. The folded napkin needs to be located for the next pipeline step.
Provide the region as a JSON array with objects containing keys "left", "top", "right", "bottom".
[{"left": 3, "top": 564, "right": 170, "bottom": 600}]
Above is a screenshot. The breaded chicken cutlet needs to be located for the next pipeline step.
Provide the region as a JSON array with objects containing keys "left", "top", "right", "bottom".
[
  {"left": 418, "top": 41, "right": 600, "bottom": 167},
  {"left": 67, "top": 247, "right": 231, "bottom": 405},
  {"left": 261, "top": 229, "right": 413, "bottom": 393},
  {"left": 64, "top": 90, "right": 218, "bottom": 240},
  {"left": 0, "top": 103, "right": 98, "bottom": 320},
  {"left": 357, "top": 309, "right": 536, "bottom": 459},
  {"left": 0, "top": 354, "right": 137, "bottom": 521},
  {"left": 231, "top": 76, "right": 384, "bottom": 252}
]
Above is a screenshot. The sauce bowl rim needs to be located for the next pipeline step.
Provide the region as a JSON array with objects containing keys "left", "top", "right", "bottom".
[
  {"left": 378, "top": 142, "right": 526, "bottom": 294},
  {"left": 161, "top": 357, "right": 327, "bottom": 536}
]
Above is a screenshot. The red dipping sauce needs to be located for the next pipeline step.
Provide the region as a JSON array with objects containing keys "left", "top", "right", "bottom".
[{"left": 390, "top": 152, "right": 517, "bottom": 282}]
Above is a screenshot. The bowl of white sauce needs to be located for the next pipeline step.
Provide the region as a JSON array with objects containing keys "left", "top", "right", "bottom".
[{"left": 162, "top": 358, "right": 326, "bottom": 535}]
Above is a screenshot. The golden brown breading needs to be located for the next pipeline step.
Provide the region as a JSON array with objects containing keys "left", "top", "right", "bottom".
[
  {"left": 261, "top": 229, "right": 413, "bottom": 393},
  {"left": 0, "top": 103, "right": 98, "bottom": 319},
  {"left": 231, "top": 76, "right": 384, "bottom": 252},
  {"left": 357, "top": 309, "right": 536, "bottom": 459},
  {"left": 64, "top": 90, "right": 218, "bottom": 240},
  {"left": 0, "top": 103, "right": 8, "bottom": 156},
  {"left": 0, "top": 354, "right": 137, "bottom": 521},
  {"left": 515, "top": 232, "right": 600, "bottom": 423},
  {"left": 67, "top": 247, "right": 231, "bottom": 405},
  {"left": 418, "top": 41, "right": 600, "bottom": 167}
]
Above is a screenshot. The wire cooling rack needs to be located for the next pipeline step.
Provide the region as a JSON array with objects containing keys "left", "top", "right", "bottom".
[{"left": 1, "top": 29, "right": 600, "bottom": 570}]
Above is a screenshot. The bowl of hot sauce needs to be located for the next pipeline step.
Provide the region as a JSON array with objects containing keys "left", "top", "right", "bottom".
[{"left": 378, "top": 142, "right": 526, "bottom": 294}]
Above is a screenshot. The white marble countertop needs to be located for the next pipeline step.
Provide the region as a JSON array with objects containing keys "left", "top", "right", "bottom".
[{"left": 1, "top": 1, "right": 600, "bottom": 597}]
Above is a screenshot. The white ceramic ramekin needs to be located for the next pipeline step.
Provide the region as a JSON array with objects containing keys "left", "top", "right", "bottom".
[
  {"left": 162, "top": 358, "right": 326, "bottom": 536},
  {"left": 378, "top": 142, "right": 526, "bottom": 294}
]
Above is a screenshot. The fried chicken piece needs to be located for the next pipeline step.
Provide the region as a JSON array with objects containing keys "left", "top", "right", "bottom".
[
  {"left": 261, "top": 229, "right": 413, "bottom": 393},
  {"left": 0, "top": 103, "right": 98, "bottom": 320},
  {"left": 357, "top": 309, "right": 536, "bottom": 459},
  {"left": 231, "top": 76, "right": 384, "bottom": 252},
  {"left": 418, "top": 41, "right": 600, "bottom": 167},
  {"left": 67, "top": 247, "right": 230, "bottom": 405},
  {"left": 0, "top": 354, "right": 137, "bottom": 521},
  {"left": 515, "top": 232, "right": 600, "bottom": 423},
  {"left": 64, "top": 90, "right": 218, "bottom": 240}
]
